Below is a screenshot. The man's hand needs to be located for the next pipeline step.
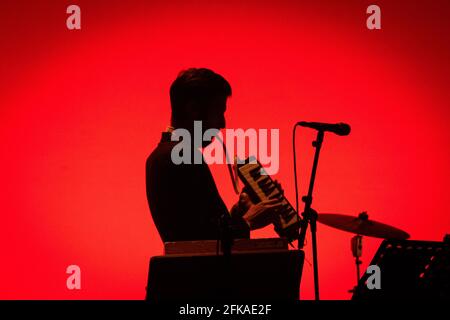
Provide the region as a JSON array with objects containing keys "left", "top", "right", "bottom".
[{"left": 240, "top": 193, "right": 284, "bottom": 230}]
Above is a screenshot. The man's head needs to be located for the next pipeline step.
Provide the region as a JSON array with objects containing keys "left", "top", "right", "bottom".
[{"left": 169, "top": 68, "right": 231, "bottom": 131}]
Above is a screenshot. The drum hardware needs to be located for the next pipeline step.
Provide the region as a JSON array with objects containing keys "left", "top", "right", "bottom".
[{"left": 317, "top": 211, "right": 410, "bottom": 292}]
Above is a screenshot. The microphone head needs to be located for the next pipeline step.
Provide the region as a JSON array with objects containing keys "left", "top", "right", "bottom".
[
  {"left": 336, "top": 123, "right": 351, "bottom": 136},
  {"left": 297, "top": 121, "right": 351, "bottom": 136}
]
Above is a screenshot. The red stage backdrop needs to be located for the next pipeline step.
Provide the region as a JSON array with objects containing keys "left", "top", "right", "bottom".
[{"left": 1, "top": 0, "right": 449, "bottom": 299}]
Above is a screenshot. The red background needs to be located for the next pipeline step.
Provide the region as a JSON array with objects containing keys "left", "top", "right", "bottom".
[{"left": 1, "top": 0, "right": 449, "bottom": 299}]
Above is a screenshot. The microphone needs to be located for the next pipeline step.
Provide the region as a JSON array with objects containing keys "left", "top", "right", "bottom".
[{"left": 297, "top": 121, "right": 351, "bottom": 136}]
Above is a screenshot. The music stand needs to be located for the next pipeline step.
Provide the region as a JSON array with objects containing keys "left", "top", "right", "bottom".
[{"left": 352, "top": 239, "right": 450, "bottom": 300}]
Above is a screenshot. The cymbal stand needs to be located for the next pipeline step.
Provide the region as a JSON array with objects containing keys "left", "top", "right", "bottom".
[{"left": 349, "top": 234, "right": 363, "bottom": 293}]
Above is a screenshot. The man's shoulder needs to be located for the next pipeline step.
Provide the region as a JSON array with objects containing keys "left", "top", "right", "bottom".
[
  {"left": 146, "top": 141, "right": 177, "bottom": 172},
  {"left": 147, "top": 141, "right": 174, "bottom": 161},
  {"left": 146, "top": 141, "right": 206, "bottom": 174},
  {"left": 147, "top": 140, "right": 209, "bottom": 167},
  {"left": 146, "top": 141, "right": 213, "bottom": 197}
]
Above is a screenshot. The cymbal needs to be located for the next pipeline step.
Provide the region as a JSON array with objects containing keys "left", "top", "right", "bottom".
[{"left": 317, "top": 212, "right": 410, "bottom": 239}]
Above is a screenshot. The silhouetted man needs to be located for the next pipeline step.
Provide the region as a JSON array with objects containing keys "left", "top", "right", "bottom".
[{"left": 146, "top": 68, "right": 282, "bottom": 242}]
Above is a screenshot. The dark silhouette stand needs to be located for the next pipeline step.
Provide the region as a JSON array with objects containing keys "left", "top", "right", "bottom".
[
  {"left": 297, "top": 130, "right": 324, "bottom": 301},
  {"left": 218, "top": 213, "right": 233, "bottom": 256},
  {"left": 352, "top": 238, "right": 450, "bottom": 300}
]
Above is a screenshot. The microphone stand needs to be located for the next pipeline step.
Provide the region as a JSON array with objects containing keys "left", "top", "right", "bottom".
[{"left": 297, "top": 130, "right": 324, "bottom": 301}]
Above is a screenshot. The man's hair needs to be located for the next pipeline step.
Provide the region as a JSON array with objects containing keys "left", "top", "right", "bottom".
[{"left": 169, "top": 68, "right": 232, "bottom": 120}]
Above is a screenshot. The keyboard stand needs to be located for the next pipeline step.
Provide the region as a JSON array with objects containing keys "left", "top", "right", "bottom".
[{"left": 146, "top": 249, "right": 304, "bottom": 301}]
